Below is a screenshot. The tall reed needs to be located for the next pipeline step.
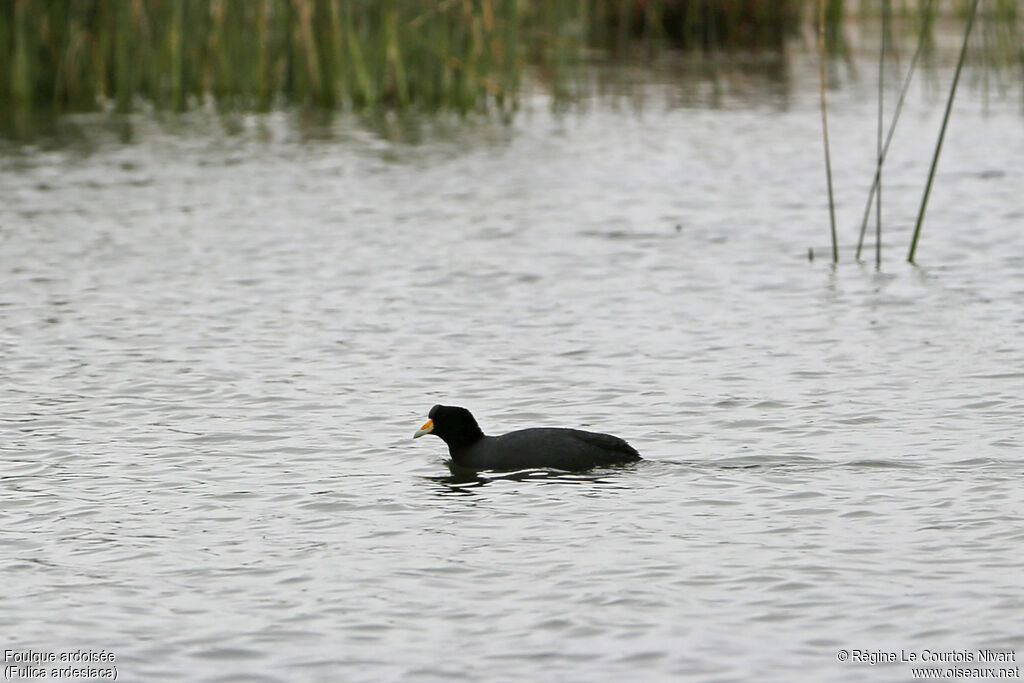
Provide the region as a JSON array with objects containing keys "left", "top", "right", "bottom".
[
  {"left": 855, "top": 0, "right": 935, "bottom": 262},
  {"left": 873, "top": 0, "right": 889, "bottom": 269},
  {"left": 818, "top": 0, "right": 838, "bottom": 263},
  {"left": 907, "top": 0, "right": 980, "bottom": 264},
  {"left": 0, "top": 0, "right": 813, "bottom": 123},
  {"left": 0, "top": 0, "right": 531, "bottom": 117}
]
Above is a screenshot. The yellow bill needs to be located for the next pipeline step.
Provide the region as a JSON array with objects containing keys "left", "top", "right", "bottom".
[{"left": 413, "top": 418, "right": 433, "bottom": 439}]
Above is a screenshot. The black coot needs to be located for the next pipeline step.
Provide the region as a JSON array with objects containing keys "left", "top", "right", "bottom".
[{"left": 413, "top": 404, "right": 641, "bottom": 472}]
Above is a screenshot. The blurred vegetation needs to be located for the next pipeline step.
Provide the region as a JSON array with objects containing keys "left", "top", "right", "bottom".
[{"left": 0, "top": 0, "right": 1019, "bottom": 131}]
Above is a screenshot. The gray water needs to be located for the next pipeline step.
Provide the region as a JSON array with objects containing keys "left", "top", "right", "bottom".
[{"left": 2, "top": 56, "right": 1023, "bottom": 683}]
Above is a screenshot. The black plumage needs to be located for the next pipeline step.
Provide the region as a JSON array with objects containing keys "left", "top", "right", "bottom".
[{"left": 413, "top": 404, "right": 641, "bottom": 472}]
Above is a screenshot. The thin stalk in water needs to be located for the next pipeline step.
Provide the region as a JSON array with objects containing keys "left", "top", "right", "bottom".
[
  {"left": 855, "top": 0, "right": 935, "bottom": 261},
  {"left": 874, "top": 0, "right": 889, "bottom": 269},
  {"left": 908, "top": 0, "right": 980, "bottom": 264},
  {"left": 818, "top": 0, "right": 838, "bottom": 264}
]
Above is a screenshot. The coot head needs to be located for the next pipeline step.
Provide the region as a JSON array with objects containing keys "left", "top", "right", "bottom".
[{"left": 412, "top": 404, "right": 484, "bottom": 450}]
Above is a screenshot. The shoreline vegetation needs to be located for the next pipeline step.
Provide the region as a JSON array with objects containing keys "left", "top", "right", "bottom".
[{"left": 0, "top": 1, "right": 1018, "bottom": 127}]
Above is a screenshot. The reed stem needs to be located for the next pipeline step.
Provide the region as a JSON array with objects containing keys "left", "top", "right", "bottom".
[
  {"left": 855, "top": 0, "right": 934, "bottom": 262},
  {"left": 907, "top": 0, "right": 980, "bottom": 264},
  {"left": 818, "top": 0, "right": 838, "bottom": 264},
  {"left": 874, "top": 0, "right": 889, "bottom": 269}
]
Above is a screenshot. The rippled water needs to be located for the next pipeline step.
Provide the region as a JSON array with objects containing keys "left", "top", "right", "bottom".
[{"left": 2, "top": 57, "right": 1023, "bottom": 682}]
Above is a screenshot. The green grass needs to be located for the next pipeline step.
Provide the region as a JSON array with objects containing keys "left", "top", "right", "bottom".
[
  {"left": 0, "top": 0, "right": 531, "bottom": 117},
  {"left": 0, "top": 0, "right": 1018, "bottom": 131}
]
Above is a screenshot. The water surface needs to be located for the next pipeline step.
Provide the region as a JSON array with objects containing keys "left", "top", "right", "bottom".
[{"left": 2, "top": 56, "right": 1023, "bottom": 682}]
